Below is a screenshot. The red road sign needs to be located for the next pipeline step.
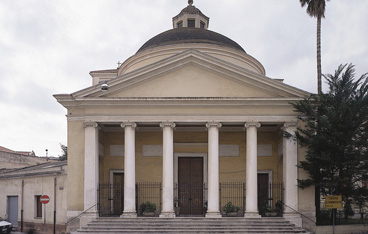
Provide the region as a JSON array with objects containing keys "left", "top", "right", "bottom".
[{"left": 40, "top": 195, "right": 50, "bottom": 204}]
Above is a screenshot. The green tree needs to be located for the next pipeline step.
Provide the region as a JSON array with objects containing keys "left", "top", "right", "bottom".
[
  {"left": 293, "top": 64, "right": 368, "bottom": 221},
  {"left": 59, "top": 143, "right": 68, "bottom": 161},
  {"left": 300, "top": 0, "right": 329, "bottom": 95}
]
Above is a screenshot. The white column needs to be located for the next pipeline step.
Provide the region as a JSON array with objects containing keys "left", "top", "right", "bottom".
[
  {"left": 244, "top": 122, "right": 261, "bottom": 218},
  {"left": 160, "top": 122, "right": 176, "bottom": 218},
  {"left": 83, "top": 122, "right": 99, "bottom": 212},
  {"left": 283, "top": 122, "right": 298, "bottom": 214},
  {"left": 206, "top": 122, "right": 222, "bottom": 218},
  {"left": 121, "top": 122, "right": 137, "bottom": 218}
]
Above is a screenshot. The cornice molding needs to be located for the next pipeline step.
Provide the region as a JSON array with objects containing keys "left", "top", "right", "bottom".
[
  {"left": 68, "top": 115, "right": 298, "bottom": 124},
  {"left": 56, "top": 96, "right": 305, "bottom": 110}
]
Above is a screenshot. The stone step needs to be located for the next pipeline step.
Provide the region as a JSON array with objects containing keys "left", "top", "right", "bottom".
[
  {"left": 82, "top": 225, "right": 299, "bottom": 229},
  {"left": 76, "top": 229, "right": 308, "bottom": 233},
  {"left": 75, "top": 217, "right": 308, "bottom": 234}
]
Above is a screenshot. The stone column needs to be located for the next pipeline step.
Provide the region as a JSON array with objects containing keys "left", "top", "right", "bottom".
[
  {"left": 83, "top": 122, "right": 99, "bottom": 212},
  {"left": 121, "top": 122, "right": 137, "bottom": 218},
  {"left": 283, "top": 122, "right": 298, "bottom": 214},
  {"left": 160, "top": 122, "right": 176, "bottom": 218},
  {"left": 206, "top": 122, "right": 222, "bottom": 218},
  {"left": 244, "top": 122, "right": 261, "bottom": 218}
]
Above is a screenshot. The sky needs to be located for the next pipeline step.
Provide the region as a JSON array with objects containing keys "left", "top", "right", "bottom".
[{"left": 0, "top": 0, "right": 367, "bottom": 157}]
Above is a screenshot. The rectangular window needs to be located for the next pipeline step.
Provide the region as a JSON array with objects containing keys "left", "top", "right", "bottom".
[
  {"left": 177, "top": 21, "right": 183, "bottom": 28},
  {"left": 188, "top": 19, "right": 195, "bottom": 27},
  {"left": 200, "top": 21, "right": 205, "bottom": 29},
  {"left": 35, "top": 195, "right": 42, "bottom": 218}
]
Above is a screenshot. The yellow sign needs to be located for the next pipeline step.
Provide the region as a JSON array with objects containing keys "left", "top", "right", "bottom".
[
  {"left": 326, "top": 203, "right": 342, "bottom": 209},
  {"left": 326, "top": 195, "right": 342, "bottom": 209},
  {"left": 326, "top": 195, "right": 342, "bottom": 202}
]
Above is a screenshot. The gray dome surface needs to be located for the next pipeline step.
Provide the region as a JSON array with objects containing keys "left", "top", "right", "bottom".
[{"left": 137, "top": 27, "right": 246, "bottom": 53}]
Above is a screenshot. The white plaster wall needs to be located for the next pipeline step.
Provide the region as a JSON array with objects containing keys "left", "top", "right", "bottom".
[{"left": 0, "top": 173, "right": 67, "bottom": 226}]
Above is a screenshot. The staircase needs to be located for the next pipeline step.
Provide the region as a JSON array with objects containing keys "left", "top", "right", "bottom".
[{"left": 74, "top": 217, "right": 310, "bottom": 233}]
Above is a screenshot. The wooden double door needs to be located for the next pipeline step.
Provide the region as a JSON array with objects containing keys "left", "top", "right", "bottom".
[{"left": 178, "top": 157, "right": 204, "bottom": 216}]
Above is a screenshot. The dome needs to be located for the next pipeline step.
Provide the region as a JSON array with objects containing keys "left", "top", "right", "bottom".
[{"left": 137, "top": 27, "right": 246, "bottom": 53}]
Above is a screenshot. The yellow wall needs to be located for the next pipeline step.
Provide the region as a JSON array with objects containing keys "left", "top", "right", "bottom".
[
  {"left": 98, "top": 130, "right": 283, "bottom": 184},
  {"left": 67, "top": 123, "right": 287, "bottom": 214},
  {"left": 67, "top": 121, "right": 85, "bottom": 211}
]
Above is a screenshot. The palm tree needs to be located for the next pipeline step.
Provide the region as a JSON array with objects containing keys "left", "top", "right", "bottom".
[{"left": 300, "top": 0, "right": 329, "bottom": 94}]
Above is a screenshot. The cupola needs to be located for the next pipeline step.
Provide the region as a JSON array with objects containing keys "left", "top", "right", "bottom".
[{"left": 172, "top": 0, "right": 209, "bottom": 29}]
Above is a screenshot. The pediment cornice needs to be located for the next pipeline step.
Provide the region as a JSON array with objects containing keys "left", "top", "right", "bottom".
[{"left": 75, "top": 50, "right": 309, "bottom": 98}]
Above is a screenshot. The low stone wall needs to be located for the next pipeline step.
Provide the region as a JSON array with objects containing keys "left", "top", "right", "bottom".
[{"left": 316, "top": 224, "right": 368, "bottom": 234}]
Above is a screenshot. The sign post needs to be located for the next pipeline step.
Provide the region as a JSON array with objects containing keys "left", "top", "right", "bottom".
[
  {"left": 40, "top": 195, "right": 50, "bottom": 234},
  {"left": 326, "top": 195, "right": 342, "bottom": 234}
]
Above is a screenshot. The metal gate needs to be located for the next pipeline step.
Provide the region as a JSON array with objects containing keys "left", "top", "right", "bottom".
[
  {"left": 258, "top": 182, "right": 284, "bottom": 217},
  {"left": 98, "top": 183, "right": 123, "bottom": 216},
  {"left": 177, "top": 182, "right": 205, "bottom": 216}
]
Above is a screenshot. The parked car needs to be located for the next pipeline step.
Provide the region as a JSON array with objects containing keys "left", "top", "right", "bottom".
[{"left": 0, "top": 217, "right": 12, "bottom": 234}]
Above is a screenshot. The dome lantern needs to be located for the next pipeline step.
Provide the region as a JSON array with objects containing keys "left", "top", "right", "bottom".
[{"left": 172, "top": 0, "right": 209, "bottom": 29}]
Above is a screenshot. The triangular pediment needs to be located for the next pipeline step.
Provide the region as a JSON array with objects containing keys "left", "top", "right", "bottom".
[{"left": 74, "top": 50, "right": 309, "bottom": 99}]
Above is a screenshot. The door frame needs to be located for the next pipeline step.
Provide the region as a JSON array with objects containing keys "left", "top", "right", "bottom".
[{"left": 174, "top": 153, "right": 208, "bottom": 208}]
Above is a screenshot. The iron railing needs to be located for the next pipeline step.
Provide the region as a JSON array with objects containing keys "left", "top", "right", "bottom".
[
  {"left": 220, "top": 182, "right": 246, "bottom": 215},
  {"left": 98, "top": 182, "right": 283, "bottom": 217},
  {"left": 136, "top": 182, "right": 161, "bottom": 216}
]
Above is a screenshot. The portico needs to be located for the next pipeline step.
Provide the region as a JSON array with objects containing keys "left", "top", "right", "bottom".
[{"left": 81, "top": 118, "right": 299, "bottom": 218}]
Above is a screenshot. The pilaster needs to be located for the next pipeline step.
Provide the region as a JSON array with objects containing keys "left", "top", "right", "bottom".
[{"left": 83, "top": 122, "right": 99, "bottom": 212}]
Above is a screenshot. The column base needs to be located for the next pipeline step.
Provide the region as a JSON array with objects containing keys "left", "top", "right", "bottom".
[
  {"left": 121, "top": 212, "right": 137, "bottom": 218},
  {"left": 205, "top": 212, "right": 222, "bottom": 218},
  {"left": 244, "top": 212, "right": 261, "bottom": 218},
  {"left": 159, "top": 212, "right": 176, "bottom": 218},
  {"left": 283, "top": 213, "right": 302, "bottom": 228}
]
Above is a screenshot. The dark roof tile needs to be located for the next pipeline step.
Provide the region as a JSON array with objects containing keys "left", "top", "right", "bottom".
[{"left": 137, "top": 27, "right": 245, "bottom": 53}]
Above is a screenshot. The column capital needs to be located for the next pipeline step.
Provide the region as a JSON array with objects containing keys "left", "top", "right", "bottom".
[
  {"left": 244, "top": 122, "right": 261, "bottom": 128},
  {"left": 160, "top": 122, "right": 176, "bottom": 128},
  {"left": 206, "top": 122, "right": 222, "bottom": 129},
  {"left": 283, "top": 122, "right": 297, "bottom": 129},
  {"left": 121, "top": 122, "right": 137, "bottom": 128},
  {"left": 83, "top": 122, "right": 98, "bottom": 128}
]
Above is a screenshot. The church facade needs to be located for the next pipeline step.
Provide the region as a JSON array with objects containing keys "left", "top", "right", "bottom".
[{"left": 55, "top": 2, "right": 315, "bottom": 232}]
